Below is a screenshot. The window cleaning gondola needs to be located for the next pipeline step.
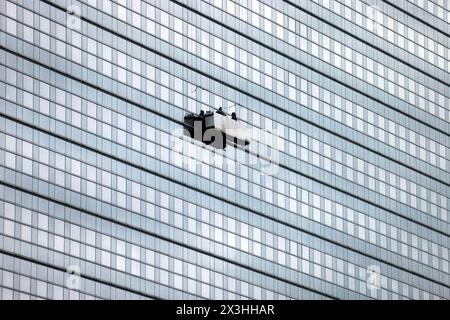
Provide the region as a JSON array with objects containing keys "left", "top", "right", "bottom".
[{"left": 183, "top": 107, "right": 251, "bottom": 150}]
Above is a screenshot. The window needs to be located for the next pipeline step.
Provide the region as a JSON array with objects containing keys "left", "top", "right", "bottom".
[
  {"left": 117, "top": 5, "right": 127, "bottom": 21},
  {"left": 101, "top": 251, "right": 111, "bottom": 267}
]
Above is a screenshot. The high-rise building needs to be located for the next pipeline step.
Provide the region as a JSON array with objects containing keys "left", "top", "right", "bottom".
[{"left": 0, "top": 0, "right": 449, "bottom": 300}]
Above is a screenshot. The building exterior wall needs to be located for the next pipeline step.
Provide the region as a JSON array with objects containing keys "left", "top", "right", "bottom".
[{"left": 0, "top": 0, "right": 449, "bottom": 299}]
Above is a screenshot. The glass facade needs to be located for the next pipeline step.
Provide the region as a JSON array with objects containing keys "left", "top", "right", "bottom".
[{"left": 0, "top": 0, "right": 449, "bottom": 300}]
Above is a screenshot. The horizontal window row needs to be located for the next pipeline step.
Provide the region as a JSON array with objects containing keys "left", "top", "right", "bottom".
[
  {"left": 0, "top": 253, "right": 175, "bottom": 300},
  {"left": 405, "top": 0, "right": 450, "bottom": 26}
]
